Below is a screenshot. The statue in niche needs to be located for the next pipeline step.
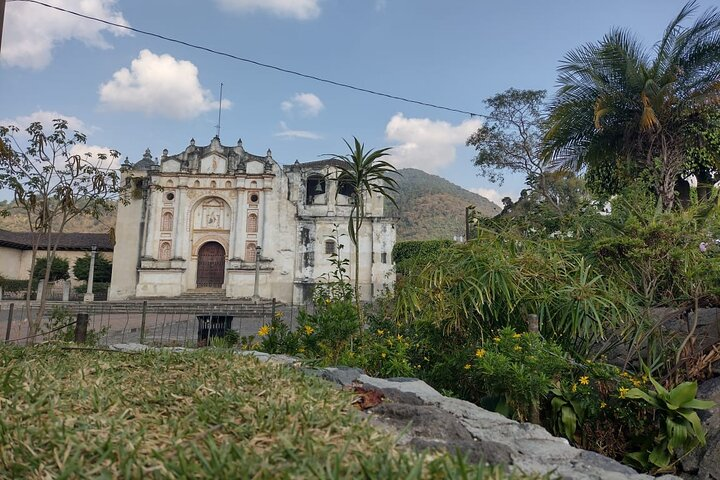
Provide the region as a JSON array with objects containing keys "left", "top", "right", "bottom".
[
  {"left": 207, "top": 211, "right": 219, "bottom": 227},
  {"left": 211, "top": 157, "right": 218, "bottom": 172}
]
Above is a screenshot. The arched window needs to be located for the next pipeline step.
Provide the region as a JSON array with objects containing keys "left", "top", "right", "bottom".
[
  {"left": 306, "top": 175, "right": 326, "bottom": 205},
  {"left": 245, "top": 243, "right": 257, "bottom": 262},
  {"left": 161, "top": 211, "right": 173, "bottom": 231},
  {"left": 247, "top": 213, "right": 258, "bottom": 233},
  {"left": 159, "top": 241, "right": 172, "bottom": 260},
  {"left": 325, "top": 240, "right": 336, "bottom": 255}
]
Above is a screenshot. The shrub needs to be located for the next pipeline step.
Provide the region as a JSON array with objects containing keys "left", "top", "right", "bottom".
[
  {"left": 73, "top": 253, "right": 113, "bottom": 283},
  {"left": 470, "top": 327, "right": 570, "bottom": 421},
  {"left": 32, "top": 256, "right": 70, "bottom": 284}
]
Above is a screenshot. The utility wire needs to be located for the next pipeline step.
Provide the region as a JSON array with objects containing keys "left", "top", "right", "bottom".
[{"left": 14, "top": 0, "right": 486, "bottom": 118}]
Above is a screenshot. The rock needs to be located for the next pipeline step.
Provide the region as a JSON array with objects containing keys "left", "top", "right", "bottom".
[
  {"left": 318, "top": 367, "right": 364, "bottom": 387},
  {"left": 355, "top": 375, "right": 680, "bottom": 480},
  {"left": 681, "top": 376, "right": 720, "bottom": 480}
]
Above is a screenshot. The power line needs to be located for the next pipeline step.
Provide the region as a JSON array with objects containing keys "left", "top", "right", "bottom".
[{"left": 14, "top": 0, "right": 486, "bottom": 118}]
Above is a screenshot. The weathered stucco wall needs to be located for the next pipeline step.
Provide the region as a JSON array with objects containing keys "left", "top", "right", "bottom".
[{"left": 108, "top": 138, "right": 396, "bottom": 303}]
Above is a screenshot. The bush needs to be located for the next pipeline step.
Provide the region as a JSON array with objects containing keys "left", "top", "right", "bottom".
[
  {"left": 32, "top": 256, "right": 70, "bottom": 284},
  {"left": 469, "top": 327, "right": 570, "bottom": 421},
  {"left": 73, "top": 253, "right": 113, "bottom": 283},
  {"left": 392, "top": 239, "right": 453, "bottom": 276},
  {"left": 0, "top": 277, "right": 30, "bottom": 292},
  {"left": 73, "top": 282, "right": 110, "bottom": 295}
]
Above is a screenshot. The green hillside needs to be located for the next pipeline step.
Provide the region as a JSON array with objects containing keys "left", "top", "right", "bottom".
[{"left": 389, "top": 168, "right": 500, "bottom": 241}]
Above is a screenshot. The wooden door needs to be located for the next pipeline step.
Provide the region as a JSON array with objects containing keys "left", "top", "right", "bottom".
[{"left": 197, "top": 242, "right": 225, "bottom": 288}]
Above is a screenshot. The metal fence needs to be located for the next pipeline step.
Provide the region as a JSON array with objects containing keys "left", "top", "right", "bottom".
[{"left": 1, "top": 300, "right": 308, "bottom": 347}]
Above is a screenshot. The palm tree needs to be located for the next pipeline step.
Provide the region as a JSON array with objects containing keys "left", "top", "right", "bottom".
[
  {"left": 544, "top": 1, "right": 720, "bottom": 210},
  {"left": 329, "top": 138, "right": 399, "bottom": 320}
]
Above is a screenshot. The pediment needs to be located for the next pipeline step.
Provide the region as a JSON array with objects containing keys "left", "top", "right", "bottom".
[
  {"left": 200, "top": 154, "right": 227, "bottom": 174},
  {"left": 246, "top": 159, "right": 264, "bottom": 175}
]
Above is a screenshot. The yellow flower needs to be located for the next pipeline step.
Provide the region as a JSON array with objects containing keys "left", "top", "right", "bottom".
[
  {"left": 464, "top": 364, "right": 472, "bottom": 370},
  {"left": 475, "top": 348, "right": 486, "bottom": 359},
  {"left": 304, "top": 325, "right": 314, "bottom": 335},
  {"left": 512, "top": 333, "right": 522, "bottom": 339},
  {"left": 600, "top": 401, "right": 607, "bottom": 409},
  {"left": 493, "top": 337, "right": 501, "bottom": 343},
  {"left": 377, "top": 329, "right": 385, "bottom": 336},
  {"left": 579, "top": 376, "right": 589, "bottom": 385},
  {"left": 274, "top": 311, "right": 285, "bottom": 319},
  {"left": 513, "top": 345, "right": 522, "bottom": 351},
  {"left": 632, "top": 379, "right": 641, "bottom": 387},
  {"left": 618, "top": 387, "right": 629, "bottom": 399},
  {"left": 397, "top": 334, "right": 404, "bottom": 341},
  {"left": 571, "top": 383, "right": 577, "bottom": 392},
  {"left": 258, "top": 325, "right": 270, "bottom": 337},
  {"left": 298, "top": 347, "right": 305, "bottom": 353},
  {"left": 641, "top": 374, "right": 648, "bottom": 382},
  {"left": 381, "top": 352, "right": 387, "bottom": 358}
]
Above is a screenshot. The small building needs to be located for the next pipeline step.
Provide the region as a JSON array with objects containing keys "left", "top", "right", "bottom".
[
  {"left": 0, "top": 229, "right": 113, "bottom": 282},
  {"left": 108, "top": 136, "right": 396, "bottom": 303}
]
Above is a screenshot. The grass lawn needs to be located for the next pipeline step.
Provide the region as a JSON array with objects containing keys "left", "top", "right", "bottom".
[{"left": 0, "top": 346, "right": 533, "bottom": 479}]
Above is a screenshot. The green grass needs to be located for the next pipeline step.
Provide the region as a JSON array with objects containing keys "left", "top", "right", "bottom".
[{"left": 0, "top": 346, "right": 540, "bottom": 479}]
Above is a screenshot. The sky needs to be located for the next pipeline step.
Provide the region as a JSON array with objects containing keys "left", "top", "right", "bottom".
[{"left": 1, "top": 0, "right": 716, "bottom": 206}]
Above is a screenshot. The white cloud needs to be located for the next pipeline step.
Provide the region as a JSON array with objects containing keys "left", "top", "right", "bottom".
[
  {"left": 469, "top": 187, "right": 516, "bottom": 208},
  {"left": 214, "top": 0, "right": 321, "bottom": 19},
  {"left": 280, "top": 93, "right": 324, "bottom": 117},
  {"left": 2, "top": 0, "right": 130, "bottom": 70},
  {"left": 1, "top": 111, "right": 88, "bottom": 133},
  {"left": 274, "top": 121, "right": 322, "bottom": 140},
  {"left": 70, "top": 144, "right": 122, "bottom": 171},
  {"left": 99, "top": 50, "right": 230, "bottom": 119},
  {"left": 384, "top": 113, "right": 482, "bottom": 173}
]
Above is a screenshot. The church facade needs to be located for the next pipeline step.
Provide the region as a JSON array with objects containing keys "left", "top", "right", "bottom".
[{"left": 108, "top": 136, "right": 396, "bottom": 304}]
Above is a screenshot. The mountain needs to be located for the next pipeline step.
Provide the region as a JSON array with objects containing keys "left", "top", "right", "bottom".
[
  {"left": 0, "top": 170, "right": 500, "bottom": 241},
  {"left": 389, "top": 168, "right": 500, "bottom": 241}
]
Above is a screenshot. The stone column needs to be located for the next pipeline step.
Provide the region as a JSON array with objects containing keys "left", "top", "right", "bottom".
[
  {"left": 62, "top": 281, "right": 70, "bottom": 302},
  {"left": 84, "top": 245, "right": 97, "bottom": 302}
]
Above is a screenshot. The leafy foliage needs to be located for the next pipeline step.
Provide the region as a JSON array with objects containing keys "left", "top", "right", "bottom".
[
  {"left": 544, "top": 1, "right": 720, "bottom": 210},
  {"left": 32, "top": 256, "right": 69, "bottom": 283},
  {"left": 72, "top": 253, "right": 113, "bottom": 283},
  {"left": 625, "top": 375, "right": 715, "bottom": 471}
]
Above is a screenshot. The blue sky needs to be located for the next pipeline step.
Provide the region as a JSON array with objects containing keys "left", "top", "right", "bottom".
[{"left": 1, "top": 0, "right": 714, "bottom": 206}]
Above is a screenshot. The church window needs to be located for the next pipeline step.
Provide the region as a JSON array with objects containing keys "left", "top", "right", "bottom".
[
  {"left": 338, "top": 180, "right": 354, "bottom": 197},
  {"left": 247, "top": 213, "right": 258, "bottom": 233},
  {"left": 325, "top": 240, "right": 336, "bottom": 255},
  {"left": 161, "top": 212, "right": 173, "bottom": 231},
  {"left": 159, "top": 241, "right": 172, "bottom": 260},
  {"left": 249, "top": 192, "right": 259, "bottom": 204},
  {"left": 381, "top": 252, "right": 388, "bottom": 264},
  {"left": 246, "top": 243, "right": 257, "bottom": 262},
  {"left": 306, "top": 175, "right": 326, "bottom": 205},
  {"left": 165, "top": 192, "right": 175, "bottom": 201}
]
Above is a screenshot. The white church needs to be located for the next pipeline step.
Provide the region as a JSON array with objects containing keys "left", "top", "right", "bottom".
[{"left": 108, "top": 136, "right": 396, "bottom": 304}]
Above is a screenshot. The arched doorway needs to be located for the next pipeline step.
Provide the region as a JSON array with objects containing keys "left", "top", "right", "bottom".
[{"left": 196, "top": 242, "right": 226, "bottom": 288}]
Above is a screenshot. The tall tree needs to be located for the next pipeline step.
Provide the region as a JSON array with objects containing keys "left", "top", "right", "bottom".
[
  {"left": 544, "top": 1, "right": 720, "bottom": 210},
  {"left": 0, "top": 119, "right": 123, "bottom": 338},
  {"left": 329, "top": 138, "right": 399, "bottom": 320},
  {"left": 467, "top": 89, "right": 560, "bottom": 211}
]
